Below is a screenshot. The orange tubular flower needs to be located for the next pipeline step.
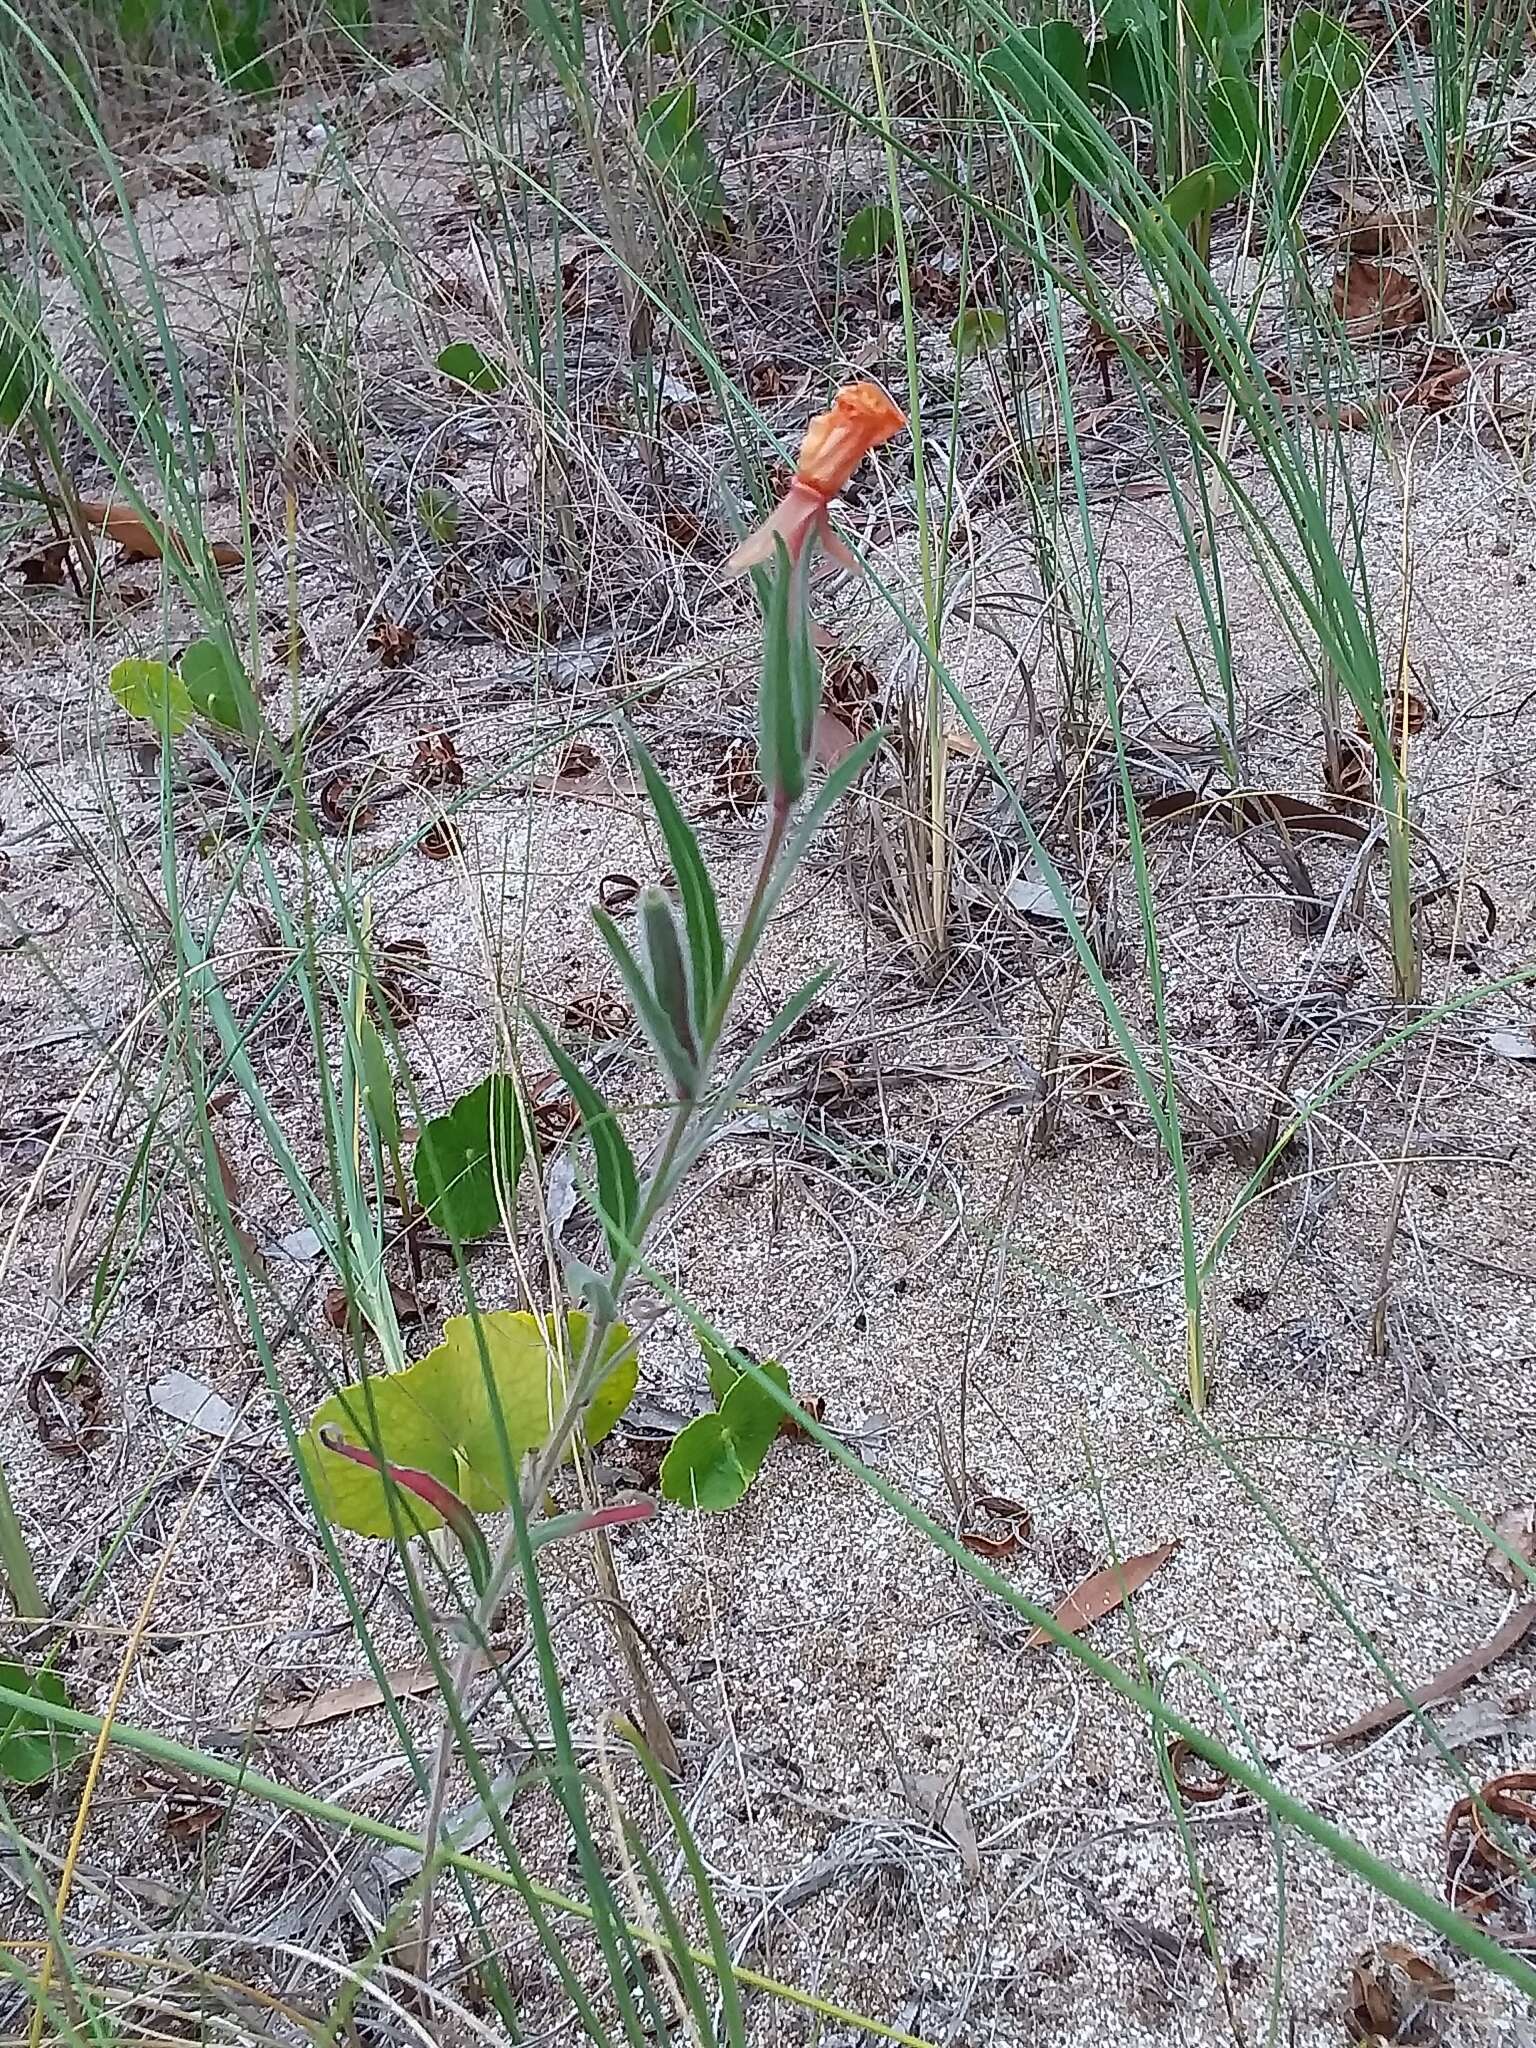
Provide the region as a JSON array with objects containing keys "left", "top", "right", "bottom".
[{"left": 724, "top": 380, "right": 907, "bottom": 578}]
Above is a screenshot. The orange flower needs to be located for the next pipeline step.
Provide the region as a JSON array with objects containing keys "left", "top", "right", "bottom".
[{"left": 724, "top": 380, "right": 907, "bottom": 577}]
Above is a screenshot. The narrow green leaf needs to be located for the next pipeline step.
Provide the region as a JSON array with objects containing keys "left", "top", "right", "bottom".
[
  {"left": 754, "top": 542, "right": 805, "bottom": 807},
  {"left": 530, "top": 1015, "right": 640, "bottom": 1265},
  {"left": 630, "top": 738, "right": 724, "bottom": 1034},
  {"left": 358, "top": 1015, "right": 400, "bottom": 1155},
  {"left": 1280, "top": 11, "right": 1368, "bottom": 208},
  {"left": 639, "top": 83, "right": 727, "bottom": 228},
  {"left": 0, "top": 292, "right": 47, "bottom": 431},
  {"left": 1162, "top": 165, "right": 1224, "bottom": 228},
  {"left": 416, "top": 486, "right": 460, "bottom": 543},
  {"left": 623, "top": 1728, "right": 751, "bottom": 2047},
  {"left": 593, "top": 905, "right": 699, "bottom": 1098},
  {"left": 1205, "top": 70, "right": 1260, "bottom": 187},
  {"left": 951, "top": 307, "right": 1007, "bottom": 358}
]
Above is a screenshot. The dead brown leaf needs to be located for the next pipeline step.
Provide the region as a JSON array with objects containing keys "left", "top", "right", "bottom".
[
  {"left": 1347, "top": 1943, "right": 1455, "bottom": 2042},
  {"left": 234, "top": 124, "right": 275, "bottom": 170},
  {"left": 1401, "top": 349, "right": 1473, "bottom": 411},
  {"left": 1142, "top": 788, "right": 1371, "bottom": 842},
  {"left": 522, "top": 739, "right": 636, "bottom": 802},
  {"left": 417, "top": 819, "right": 463, "bottom": 862},
  {"left": 744, "top": 357, "right": 798, "bottom": 400},
  {"left": 1166, "top": 1736, "right": 1244, "bottom": 1806},
  {"left": 526, "top": 1070, "right": 581, "bottom": 1148},
  {"left": 1485, "top": 1505, "right": 1536, "bottom": 1589},
  {"left": 371, "top": 937, "right": 431, "bottom": 1026},
  {"left": 960, "top": 1490, "right": 1034, "bottom": 1561},
  {"left": 1025, "top": 1541, "right": 1178, "bottom": 1649},
  {"left": 368, "top": 617, "right": 417, "bottom": 667},
  {"left": 1321, "top": 1601, "right": 1536, "bottom": 1745},
  {"left": 26, "top": 1342, "right": 107, "bottom": 1459},
  {"left": 901, "top": 1770, "right": 981, "bottom": 1876},
  {"left": 703, "top": 737, "right": 766, "bottom": 816},
  {"left": 1341, "top": 202, "right": 1437, "bottom": 258},
  {"left": 811, "top": 709, "right": 858, "bottom": 771},
  {"left": 253, "top": 1647, "right": 512, "bottom": 1733},
  {"left": 1357, "top": 681, "right": 1432, "bottom": 739},
  {"left": 660, "top": 504, "right": 710, "bottom": 552},
  {"left": 1325, "top": 732, "right": 1376, "bottom": 806},
  {"left": 324, "top": 1277, "right": 423, "bottom": 1337},
  {"left": 319, "top": 772, "right": 377, "bottom": 833},
  {"left": 821, "top": 645, "right": 883, "bottom": 739},
  {"left": 776, "top": 1391, "right": 827, "bottom": 1442},
  {"left": 561, "top": 992, "right": 632, "bottom": 1040},
  {"left": 1332, "top": 259, "right": 1427, "bottom": 337},
  {"left": 412, "top": 731, "right": 464, "bottom": 789},
  {"left": 16, "top": 537, "right": 71, "bottom": 586},
  {"left": 1445, "top": 1768, "right": 1536, "bottom": 1928},
  {"left": 487, "top": 588, "right": 555, "bottom": 646},
  {"left": 74, "top": 496, "right": 243, "bottom": 570}
]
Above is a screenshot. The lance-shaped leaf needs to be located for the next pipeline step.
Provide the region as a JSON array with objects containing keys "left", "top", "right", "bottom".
[
  {"left": 629, "top": 737, "right": 723, "bottom": 1035},
  {"left": 594, "top": 901, "right": 699, "bottom": 1099},
  {"left": 530, "top": 1016, "right": 639, "bottom": 1265}
]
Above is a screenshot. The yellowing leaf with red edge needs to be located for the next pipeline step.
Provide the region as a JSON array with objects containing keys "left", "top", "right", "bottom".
[{"left": 1025, "top": 1541, "right": 1178, "bottom": 1649}]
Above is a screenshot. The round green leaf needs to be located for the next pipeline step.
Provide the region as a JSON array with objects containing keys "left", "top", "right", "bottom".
[
  {"left": 0, "top": 1661, "right": 81, "bottom": 1785},
  {"left": 437, "top": 341, "right": 508, "bottom": 394},
  {"left": 413, "top": 1075, "right": 525, "bottom": 1239},
  {"left": 951, "top": 307, "right": 1007, "bottom": 359},
  {"left": 301, "top": 1310, "right": 637, "bottom": 1538},
  {"left": 659, "top": 1358, "right": 789, "bottom": 1511},
  {"left": 109, "top": 657, "right": 195, "bottom": 736},
  {"left": 179, "top": 637, "right": 249, "bottom": 733},
  {"left": 841, "top": 203, "right": 896, "bottom": 263}
]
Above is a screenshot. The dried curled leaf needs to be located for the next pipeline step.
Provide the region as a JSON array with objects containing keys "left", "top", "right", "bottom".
[
  {"left": 1166, "top": 1736, "right": 1245, "bottom": 1807},
  {"left": 1346, "top": 1942, "right": 1454, "bottom": 2043},
  {"left": 1485, "top": 1505, "right": 1536, "bottom": 1588},
  {"left": 75, "top": 496, "right": 243, "bottom": 569},
  {"left": 1332, "top": 259, "right": 1426, "bottom": 337}
]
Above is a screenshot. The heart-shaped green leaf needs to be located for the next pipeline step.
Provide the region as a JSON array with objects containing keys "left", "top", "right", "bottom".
[
  {"left": 110, "top": 657, "right": 195, "bottom": 735},
  {"left": 413, "top": 1074, "right": 525, "bottom": 1239},
  {"left": 0, "top": 1662, "right": 81, "bottom": 1785},
  {"left": 660, "top": 1358, "right": 789, "bottom": 1510},
  {"left": 437, "top": 341, "right": 507, "bottom": 394},
  {"left": 301, "top": 1310, "right": 637, "bottom": 1537}
]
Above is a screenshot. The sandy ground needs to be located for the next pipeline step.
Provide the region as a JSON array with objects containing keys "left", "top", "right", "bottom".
[{"left": 3, "top": 40, "right": 1536, "bottom": 2048}]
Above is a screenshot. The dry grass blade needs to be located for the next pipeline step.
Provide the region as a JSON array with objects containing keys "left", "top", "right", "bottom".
[{"left": 1025, "top": 1542, "right": 1179, "bottom": 1650}]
